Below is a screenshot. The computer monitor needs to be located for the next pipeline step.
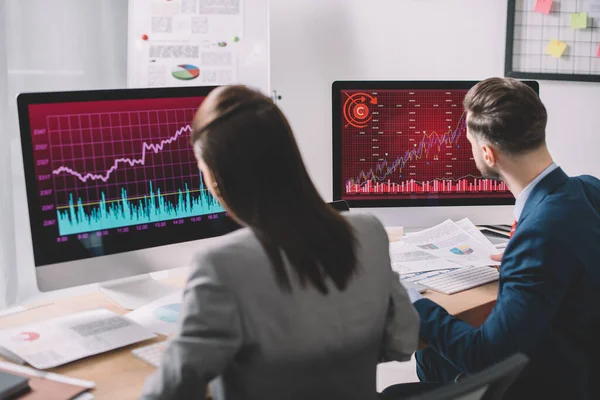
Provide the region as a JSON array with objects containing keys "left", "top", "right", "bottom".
[
  {"left": 17, "top": 86, "right": 240, "bottom": 296},
  {"left": 332, "top": 80, "right": 539, "bottom": 225}
]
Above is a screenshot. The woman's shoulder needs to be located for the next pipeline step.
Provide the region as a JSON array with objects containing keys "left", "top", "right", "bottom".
[
  {"left": 192, "top": 227, "right": 259, "bottom": 262},
  {"left": 187, "top": 227, "right": 263, "bottom": 284}
]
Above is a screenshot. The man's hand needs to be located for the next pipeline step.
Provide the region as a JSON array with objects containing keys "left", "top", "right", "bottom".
[
  {"left": 490, "top": 250, "right": 504, "bottom": 270},
  {"left": 490, "top": 253, "right": 503, "bottom": 263}
]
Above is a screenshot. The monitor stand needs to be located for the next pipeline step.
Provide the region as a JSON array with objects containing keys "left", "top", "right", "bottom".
[{"left": 99, "top": 274, "right": 180, "bottom": 310}]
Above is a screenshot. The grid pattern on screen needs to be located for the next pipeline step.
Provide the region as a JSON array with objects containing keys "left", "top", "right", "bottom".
[
  {"left": 46, "top": 108, "right": 199, "bottom": 210},
  {"left": 512, "top": 0, "right": 600, "bottom": 75},
  {"left": 340, "top": 89, "right": 511, "bottom": 200}
]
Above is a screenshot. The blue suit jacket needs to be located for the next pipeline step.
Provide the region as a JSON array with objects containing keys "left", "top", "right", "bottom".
[{"left": 414, "top": 168, "right": 600, "bottom": 399}]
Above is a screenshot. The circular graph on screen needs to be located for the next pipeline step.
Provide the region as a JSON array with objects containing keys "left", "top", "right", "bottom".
[
  {"left": 343, "top": 92, "right": 378, "bottom": 129},
  {"left": 153, "top": 303, "right": 181, "bottom": 323},
  {"left": 172, "top": 64, "right": 200, "bottom": 81}
]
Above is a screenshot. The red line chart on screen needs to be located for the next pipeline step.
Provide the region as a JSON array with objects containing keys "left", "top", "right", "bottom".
[{"left": 340, "top": 89, "right": 511, "bottom": 200}]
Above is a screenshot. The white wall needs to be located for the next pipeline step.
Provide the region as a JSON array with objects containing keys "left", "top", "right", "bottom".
[
  {"left": 1, "top": 0, "right": 128, "bottom": 307},
  {"left": 0, "top": 0, "right": 18, "bottom": 306},
  {"left": 270, "top": 0, "right": 600, "bottom": 225},
  {"left": 2, "top": 0, "right": 599, "bottom": 305}
]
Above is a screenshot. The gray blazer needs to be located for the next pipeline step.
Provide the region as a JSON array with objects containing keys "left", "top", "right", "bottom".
[{"left": 141, "top": 213, "right": 419, "bottom": 400}]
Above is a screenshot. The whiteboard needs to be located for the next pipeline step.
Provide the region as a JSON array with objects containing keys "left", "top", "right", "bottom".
[
  {"left": 127, "top": 0, "right": 270, "bottom": 95},
  {"left": 506, "top": 0, "right": 600, "bottom": 82}
]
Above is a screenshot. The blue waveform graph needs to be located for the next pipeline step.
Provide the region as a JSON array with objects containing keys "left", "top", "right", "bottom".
[{"left": 56, "top": 179, "right": 224, "bottom": 236}]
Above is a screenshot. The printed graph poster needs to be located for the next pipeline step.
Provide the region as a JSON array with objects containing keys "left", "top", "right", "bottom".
[{"left": 130, "top": 0, "right": 244, "bottom": 88}]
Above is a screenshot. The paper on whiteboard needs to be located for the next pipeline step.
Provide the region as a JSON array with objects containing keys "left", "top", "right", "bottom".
[
  {"left": 126, "top": 292, "right": 183, "bottom": 336},
  {"left": 403, "top": 220, "right": 501, "bottom": 267},
  {"left": 151, "top": 1, "right": 180, "bottom": 17},
  {"left": 130, "top": 0, "right": 244, "bottom": 88},
  {"left": 151, "top": 15, "right": 192, "bottom": 41},
  {"left": 0, "top": 309, "right": 155, "bottom": 369}
]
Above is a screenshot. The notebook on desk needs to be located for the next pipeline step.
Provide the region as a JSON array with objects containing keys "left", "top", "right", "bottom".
[
  {"left": 0, "top": 370, "right": 29, "bottom": 399},
  {"left": 0, "top": 362, "right": 93, "bottom": 400}
]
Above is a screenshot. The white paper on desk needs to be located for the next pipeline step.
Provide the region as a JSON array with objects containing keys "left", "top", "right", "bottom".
[
  {"left": 0, "top": 309, "right": 156, "bottom": 370},
  {"left": 404, "top": 220, "right": 501, "bottom": 267},
  {"left": 401, "top": 269, "right": 461, "bottom": 282},
  {"left": 126, "top": 292, "right": 183, "bottom": 336},
  {"left": 389, "top": 241, "right": 464, "bottom": 274},
  {"left": 455, "top": 218, "right": 496, "bottom": 249}
]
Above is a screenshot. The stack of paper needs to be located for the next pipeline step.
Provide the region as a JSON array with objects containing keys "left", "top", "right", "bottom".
[{"left": 391, "top": 218, "right": 502, "bottom": 281}]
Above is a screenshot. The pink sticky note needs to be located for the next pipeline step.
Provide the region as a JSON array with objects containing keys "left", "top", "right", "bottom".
[
  {"left": 534, "top": 0, "right": 553, "bottom": 14},
  {"left": 597, "top": 44, "right": 600, "bottom": 57}
]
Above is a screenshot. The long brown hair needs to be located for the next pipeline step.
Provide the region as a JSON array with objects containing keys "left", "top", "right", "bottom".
[{"left": 191, "top": 86, "right": 357, "bottom": 294}]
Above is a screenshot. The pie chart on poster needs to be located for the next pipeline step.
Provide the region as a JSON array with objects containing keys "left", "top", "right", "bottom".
[
  {"left": 153, "top": 303, "right": 181, "bottom": 323},
  {"left": 172, "top": 64, "right": 200, "bottom": 80}
]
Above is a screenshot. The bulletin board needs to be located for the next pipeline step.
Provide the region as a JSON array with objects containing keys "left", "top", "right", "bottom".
[
  {"left": 505, "top": 0, "right": 600, "bottom": 82},
  {"left": 127, "top": 0, "right": 270, "bottom": 94}
]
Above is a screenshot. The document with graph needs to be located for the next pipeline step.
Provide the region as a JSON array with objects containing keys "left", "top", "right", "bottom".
[
  {"left": 0, "top": 309, "right": 155, "bottom": 370},
  {"left": 403, "top": 219, "right": 501, "bottom": 267},
  {"left": 126, "top": 292, "right": 183, "bottom": 336},
  {"left": 389, "top": 241, "right": 463, "bottom": 275}
]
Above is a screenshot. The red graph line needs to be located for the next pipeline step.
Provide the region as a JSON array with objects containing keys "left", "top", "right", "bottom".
[
  {"left": 348, "top": 114, "right": 466, "bottom": 186},
  {"left": 52, "top": 125, "right": 192, "bottom": 183}
]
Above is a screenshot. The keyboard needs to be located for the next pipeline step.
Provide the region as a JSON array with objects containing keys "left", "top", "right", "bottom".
[
  {"left": 417, "top": 266, "right": 499, "bottom": 295},
  {"left": 132, "top": 342, "right": 168, "bottom": 367}
]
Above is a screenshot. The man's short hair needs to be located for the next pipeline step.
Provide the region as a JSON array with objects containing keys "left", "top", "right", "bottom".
[{"left": 463, "top": 77, "right": 547, "bottom": 155}]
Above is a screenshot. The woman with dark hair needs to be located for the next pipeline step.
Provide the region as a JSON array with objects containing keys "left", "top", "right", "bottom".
[{"left": 141, "top": 86, "right": 418, "bottom": 400}]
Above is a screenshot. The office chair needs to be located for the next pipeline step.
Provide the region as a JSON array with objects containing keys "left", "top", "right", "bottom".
[
  {"left": 406, "top": 353, "right": 529, "bottom": 400},
  {"left": 328, "top": 200, "right": 350, "bottom": 212}
]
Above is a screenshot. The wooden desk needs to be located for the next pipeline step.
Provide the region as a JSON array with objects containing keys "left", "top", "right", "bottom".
[
  {"left": 0, "top": 229, "right": 498, "bottom": 399},
  {"left": 422, "top": 283, "right": 497, "bottom": 327},
  {"left": 386, "top": 226, "right": 498, "bottom": 327},
  {"left": 0, "top": 278, "right": 184, "bottom": 400}
]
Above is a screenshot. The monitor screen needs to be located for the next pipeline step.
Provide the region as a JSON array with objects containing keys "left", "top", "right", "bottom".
[
  {"left": 332, "top": 81, "right": 539, "bottom": 208},
  {"left": 18, "top": 87, "right": 239, "bottom": 267}
]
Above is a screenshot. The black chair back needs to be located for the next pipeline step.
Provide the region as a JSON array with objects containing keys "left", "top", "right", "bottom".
[{"left": 407, "top": 353, "right": 529, "bottom": 400}]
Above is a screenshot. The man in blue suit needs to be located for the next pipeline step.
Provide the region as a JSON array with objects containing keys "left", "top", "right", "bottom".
[{"left": 383, "top": 78, "right": 600, "bottom": 399}]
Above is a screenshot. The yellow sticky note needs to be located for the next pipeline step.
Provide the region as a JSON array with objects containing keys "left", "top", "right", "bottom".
[
  {"left": 571, "top": 12, "right": 588, "bottom": 29},
  {"left": 546, "top": 39, "right": 567, "bottom": 58}
]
